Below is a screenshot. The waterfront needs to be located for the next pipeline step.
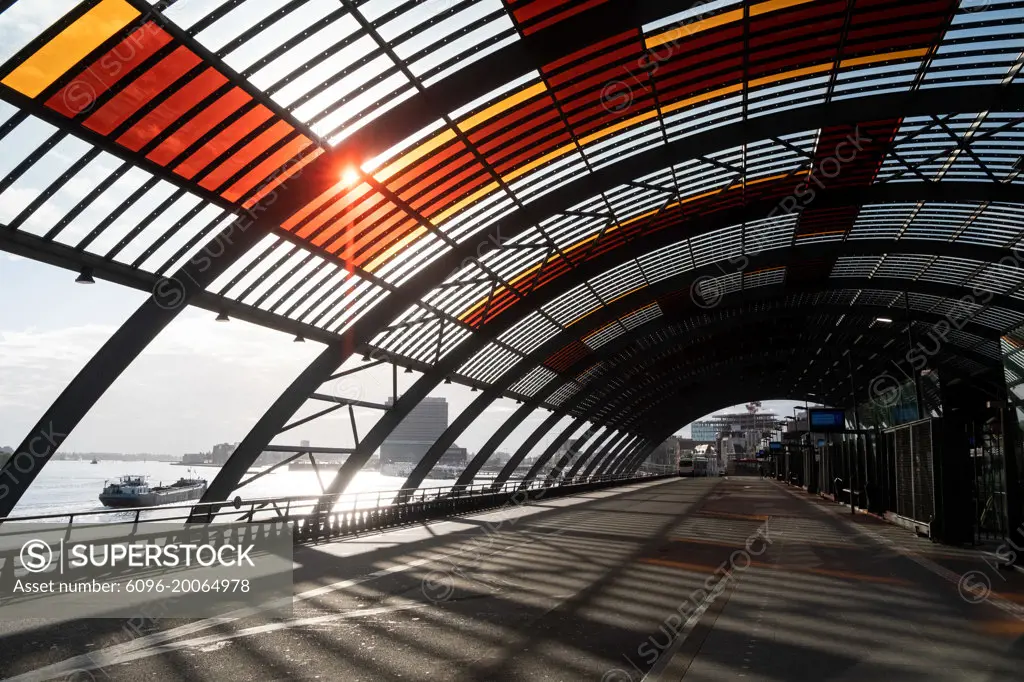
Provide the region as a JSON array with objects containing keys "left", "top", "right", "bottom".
[{"left": 9, "top": 460, "right": 458, "bottom": 521}]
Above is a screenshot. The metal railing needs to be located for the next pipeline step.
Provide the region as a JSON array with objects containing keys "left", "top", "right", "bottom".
[{"left": 0, "top": 470, "right": 673, "bottom": 535}]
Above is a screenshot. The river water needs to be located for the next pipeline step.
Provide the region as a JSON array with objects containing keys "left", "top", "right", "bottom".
[{"left": 10, "top": 460, "right": 459, "bottom": 522}]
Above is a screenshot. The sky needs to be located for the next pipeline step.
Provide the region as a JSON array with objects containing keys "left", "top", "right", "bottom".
[{"left": 0, "top": 254, "right": 806, "bottom": 457}]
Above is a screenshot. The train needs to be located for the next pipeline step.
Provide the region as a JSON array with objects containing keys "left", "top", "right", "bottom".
[{"left": 678, "top": 454, "right": 723, "bottom": 477}]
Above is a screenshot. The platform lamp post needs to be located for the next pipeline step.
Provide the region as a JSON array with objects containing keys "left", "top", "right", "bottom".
[
  {"left": 795, "top": 405, "right": 809, "bottom": 487},
  {"left": 846, "top": 350, "right": 861, "bottom": 515}
]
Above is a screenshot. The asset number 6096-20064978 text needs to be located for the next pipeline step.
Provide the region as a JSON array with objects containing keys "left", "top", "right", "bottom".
[{"left": 124, "top": 578, "right": 251, "bottom": 593}]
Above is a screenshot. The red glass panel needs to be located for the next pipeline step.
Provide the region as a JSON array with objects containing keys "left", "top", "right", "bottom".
[
  {"left": 117, "top": 67, "right": 227, "bottom": 151},
  {"left": 46, "top": 22, "right": 172, "bottom": 118},
  {"left": 173, "top": 105, "right": 273, "bottom": 180},
  {"left": 84, "top": 45, "right": 201, "bottom": 136},
  {"left": 198, "top": 119, "right": 294, "bottom": 192},
  {"left": 243, "top": 147, "right": 324, "bottom": 209},
  {"left": 223, "top": 135, "right": 314, "bottom": 203},
  {"left": 146, "top": 88, "right": 252, "bottom": 166}
]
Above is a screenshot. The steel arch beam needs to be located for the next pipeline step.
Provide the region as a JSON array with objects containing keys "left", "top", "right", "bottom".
[
  {"left": 448, "top": 285, "right": 1001, "bottom": 495},
  {"left": 572, "top": 334, "right": 982, "bottom": 444},
  {"left": 515, "top": 418, "right": 592, "bottom": 489},
  {"left": 615, "top": 440, "right": 661, "bottom": 477},
  {"left": 561, "top": 429, "right": 627, "bottom": 482},
  {"left": 201, "top": 176, "right": 1021, "bottom": 510},
  {"left": 218, "top": 236, "right": 1015, "bottom": 509},
  {"left": 395, "top": 388, "right": 497, "bottom": 502},
  {"left": 616, "top": 355, "right": 874, "bottom": 439},
  {"left": 455, "top": 400, "right": 540, "bottom": 487},
  {"left": 359, "top": 86, "right": 1024, "bottom": 271},
  {"left": 578, "top": 430, "right": 633, "bottom": 479},
  {"left": 462, "top": 287, "right": 1001, "bottom": 487},
  {"left": 545, "top": 425, "right": 612, "bottom": 485},
  {"left": 407, "top": 86, "right": 1024, "bottom": 272},
  {"left": 513, "top": 304, "right": 997, "bottom": 440},
  {"left": 582, "top": 434, "right": 639, "bottom": 479},
  {"left": 4, "top": 79, "right": 1020, "bottom": 515},
  {"left": 0, "top": 222, "right": 269, "bottom": 518},
  {"left": 201, "top": 116, "right": 1024, "bottom": 509},
  {"left": 338, "top": 0, "right": 700, "bottom": 159},
  {"left": 496, "top": 410, "right": 568, "bottom": 487}
]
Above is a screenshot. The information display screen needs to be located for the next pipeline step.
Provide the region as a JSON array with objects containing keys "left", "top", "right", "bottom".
[{"left": 808, "top": 408, "right": 846, "bottom": 431}]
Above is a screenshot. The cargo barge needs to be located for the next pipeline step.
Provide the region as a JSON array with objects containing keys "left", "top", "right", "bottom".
[{"left": 98, "top": 474, "right": 207, "bottom": 508}]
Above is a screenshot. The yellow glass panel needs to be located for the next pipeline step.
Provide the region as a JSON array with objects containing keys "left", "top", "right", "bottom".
[
  {"left": 429, "top": 180, "right": 500, "bottom": 226},
  {"left": 2, "top": 0, "right": 139, "bottom": 98},
  {"left": 748, "top": 62, "right": 832, "bottom": 88},
  {"left": 364, "top": 225, "right": 428, "bottom": 272},
  {"left": 374, "top": 129, "right": 458, "bottom": 183},
  {"left": 645, "top": 0, "right": 814, "bottom": 49},
  {"left": 660, "top": 83, "right": 743, "bottom": 116},
  {"left": 840, "top": 48, "right": 929, "bottom": 68},
  {"left": 501, "top": 141, "right": 578, "bottom": 183},
  {"left": 646, "top": 9, "right": 743, "bottom": 49},
  {"left": 750, "top": 0, "right": 815, "bottom": 17},
  {"left": 458, "top": 81, "right": 549, "bottom": 133}
]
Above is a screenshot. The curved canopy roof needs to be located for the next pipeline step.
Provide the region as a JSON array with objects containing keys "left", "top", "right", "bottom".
[{"left": 0, "top": 0, "right": 1022, "bottom": 511}]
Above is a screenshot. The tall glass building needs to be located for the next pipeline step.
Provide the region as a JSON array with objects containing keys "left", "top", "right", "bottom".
[{"left": 381, "top": 397, "right": 449, "bottom": 471}]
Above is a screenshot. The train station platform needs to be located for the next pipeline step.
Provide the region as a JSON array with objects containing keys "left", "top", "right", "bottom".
[{"left": 2, "top": 477, "right": 1023, "bottom": 681}]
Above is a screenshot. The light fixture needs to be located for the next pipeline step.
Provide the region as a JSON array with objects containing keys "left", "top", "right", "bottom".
[
  {"left": 875, "top": 317, "right": 893, "bottom": 324},
  {"left": 216, "top": 311, "right": 229, "bottom": 322},
  {"left": 294, "top": 335, "right": 305, "bottom": 343},
  {"left": 444, "top": 377, "right": 452, "bottom": 384},
  {"left": 471, "top": 386, "right": 478, "bottom": 392},
  {"left": 75, "top": 267, "right": 95, "bottom": 284},
  {"left": 362, "top": 353, "right": 371, "bottom": 362},
  {"left": 404, "top": 367, "right": 412, "bottom": 374}
]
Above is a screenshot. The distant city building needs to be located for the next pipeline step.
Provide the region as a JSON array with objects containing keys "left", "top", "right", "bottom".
[
  {"left": 492, "top": 451, "right": 511, "bottom": 465},
  {"left": 380, "top": 396, "right": 448, "bottom": 466},
  {"left": 211, "top": 442, "right": 237, "bottom": 465},
  {"left": 300, "top": 439, "right": 310, "bottom": 448},
  {"left": 255, "top": 450, "right": 293, "bottom": 466},
  {"left": 648, "top": 436, "right": 682, "bottom": 467},
  {"left": 439, "top": 445, "right": 468, "bottom": 467},
  {"left": 181, "top": 452, "right": 208, "bottom": 465},
  {"left": 689, "top": 404, "right": 779, "bottom": 471},
  {"left": 691, "top": 421, "right": 720, "bottom": 442}
]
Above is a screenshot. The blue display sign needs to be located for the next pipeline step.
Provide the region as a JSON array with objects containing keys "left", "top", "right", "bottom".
[{"left": 809, "top": 408, "right": 846, "bottom": 431}]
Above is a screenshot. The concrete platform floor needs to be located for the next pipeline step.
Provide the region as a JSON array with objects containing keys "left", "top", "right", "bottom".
[{"left": 2, "top": 476, "right": 1023, "bottom": 681}]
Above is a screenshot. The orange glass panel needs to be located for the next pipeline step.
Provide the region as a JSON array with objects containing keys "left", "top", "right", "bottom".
[
  {"left": 293, "top": 184, "right": 375, "bottom": 240},
  {"left": 198, "top": 119, "right": 293, "bottom": 192},
  {"left": 3, "top": 0, "right": 139, "bottom": 98},
  {"left": 243, "top": 147, "right": 324, "bottom": 209},
  {"left": 146, "top": 88, "right": 252, "bottom": 166},
  {"left": 117, "top": 67, "right": 227, "bottom": 151},
  {"left": 173, "top": 105, "right": 272, "bottom": 180},
  {"left": 362, "top": 226, "right": 428, "bottom": 272},
  {"left": 46, "top": 22, "right": 171, "bottom": 118},
  {"left": 84, "top": 45, "right": 201, "bottom": 136},
  {"left": 224, "top": 135, "right": 314, "bottom": 203}
]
